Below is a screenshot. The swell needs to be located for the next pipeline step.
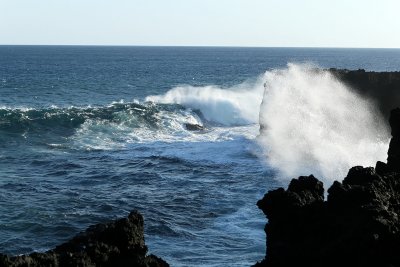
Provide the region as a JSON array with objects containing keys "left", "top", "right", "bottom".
[
  {"left": 0, "top": 102, "right": 192, "bottom": 138},
  {"left": 0, "top": 80, "right": 265, "bottom": 149}
]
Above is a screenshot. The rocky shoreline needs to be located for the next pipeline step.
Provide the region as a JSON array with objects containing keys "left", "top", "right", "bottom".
[
  {"left": 0, "top": 211, "right": 169, "bottom": 267},
  {"left": 2, "top": 69, "right": 400, "bottom": 267},
  {"left": 253, "top": 108, "right": 400, "bottom": 267}
]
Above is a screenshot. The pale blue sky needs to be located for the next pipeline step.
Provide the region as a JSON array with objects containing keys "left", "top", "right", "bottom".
[{"left": 1, "top": 0, "right": 399, "bottom": 47}]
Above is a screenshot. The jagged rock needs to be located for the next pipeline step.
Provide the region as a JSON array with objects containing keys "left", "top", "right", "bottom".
[
  {"left": 184, "top": 123, "right": 204, "bottom": 131},
  {"left": 389, "top": 108, "right": 400, "bottom": 136},
  {"left": 0, "top": 211, "right": 169, "bottom": 267},
  {"left": 254, "top": 108, "right": 400, "bottom": 267},
  {"left": 388, "top": 108, "right": 400, "bottom": 172}
]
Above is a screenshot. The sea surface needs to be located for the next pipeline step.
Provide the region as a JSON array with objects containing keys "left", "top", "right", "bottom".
[{"left": 1, "top": 46, "right": 400, "bottom": 266}]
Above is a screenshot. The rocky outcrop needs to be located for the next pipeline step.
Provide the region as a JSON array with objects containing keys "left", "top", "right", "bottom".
[
  {"left": 184, "top": 123, "right": 205, "bottom": 131},
  {"left": 388, "top": 108, "right": 400, "bottom": 172},
  {"left": 330, "top": 69, "right": 400, "bottom": 118},
  {"left": 254, "top": 108, "right": 400, "bottom": 267},
  {"left": 0, "top": 211, "right": 169, "bottom": 267}
]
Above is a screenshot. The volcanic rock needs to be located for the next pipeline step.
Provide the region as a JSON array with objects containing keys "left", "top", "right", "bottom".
[
  {"left": 387, "top": 108, "right": 400, "bottom": 172},
  {"left": 184, "top": 123, "right": 204, "bottom": 131},
  {"left": 0, "top": 211, "right": 169, "bottom": 267},
  {"left": 330, "top": 69, "right": 400, "bottom": 118},
  {"left": 254, "top": 108, "right": 400, "bottom": 267}
]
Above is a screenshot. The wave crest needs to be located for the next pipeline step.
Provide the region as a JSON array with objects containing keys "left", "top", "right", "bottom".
[{"left": 145, "top": 80, "right": 265, "bottom": 126}]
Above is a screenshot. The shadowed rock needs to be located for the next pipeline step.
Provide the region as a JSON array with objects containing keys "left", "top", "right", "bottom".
[
  {"left": 254, "top": 108, "right": 400, "bottom": 267},
  {"left": 330, "top": 69, "right": 400, "bottom": 118},
  {"left": 0, "top": 211, "right": 169, "bottom": 267},
  {"left": 184, "top": 123, "right": 204, "bottom": 131},
  {"left": 388, "top": 108, "right": 400, "bottom": 172}
]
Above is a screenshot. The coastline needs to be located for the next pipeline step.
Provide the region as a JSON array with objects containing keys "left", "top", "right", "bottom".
[
  {"left": 254, "top": 94, "right": 400, "bottom": 265},
  {"left": 2, "top": 68, "right": 400, "bottom": 266},
  {"left": 0, "top": 211, "right": 169, "bottom": 267}
]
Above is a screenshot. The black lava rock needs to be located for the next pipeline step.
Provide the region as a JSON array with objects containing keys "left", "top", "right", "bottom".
[
  {"left": 254, "top": 108, "right": 400, "bottom": 267},
  {"left": 388, "top": 108, "right": 400, "bottom": 172},
  {"left": 0, "top": 211, "right": 169, "bottom": 267},
  {"left": 184, "top": 123, "right": 204, "bottom": 131},
  {"left": 330, "top": 69, "right": 400, "bottom": 119}
]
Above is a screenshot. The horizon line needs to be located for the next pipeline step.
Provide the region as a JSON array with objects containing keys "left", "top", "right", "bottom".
[{"left": 1, "top": 44, "right": 400, "bottom": 49}]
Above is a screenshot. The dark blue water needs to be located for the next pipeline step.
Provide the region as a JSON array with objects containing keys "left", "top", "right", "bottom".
[{"left": 1, "top": 46, "right": 400, "bottom": 266}]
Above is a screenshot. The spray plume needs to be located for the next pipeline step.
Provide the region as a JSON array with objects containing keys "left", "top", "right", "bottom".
[{"left": 258, "top": 63, "right": 390, "bottom": 185}]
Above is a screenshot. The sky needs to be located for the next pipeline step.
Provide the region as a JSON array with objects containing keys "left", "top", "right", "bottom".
[{"left": 0, "top": 0, "right": 399, "bottom": 48}]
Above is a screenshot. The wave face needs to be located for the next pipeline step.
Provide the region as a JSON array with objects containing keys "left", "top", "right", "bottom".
[
  {"left": 0, "top": 78, "right": 265, "bottom": 151},
  {"left": 0, "top": 102, "right": 204, "bottom": 149},
  {"left": 0, "top": 79, "right": 266, "bottom": 152},
  {"left": 258, "top": 63, "right": 390, "bottom": 185},
  {"left": 145, "top": 79, "right": 265, "bottom": 126}
]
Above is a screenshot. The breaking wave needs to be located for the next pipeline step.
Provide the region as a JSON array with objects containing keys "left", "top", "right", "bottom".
[
  {"left": 258, "top": 63, "right": 390, "bottom": 185},
  {"left": 145, "top": 79, "right": 265, "bottom": 126}
]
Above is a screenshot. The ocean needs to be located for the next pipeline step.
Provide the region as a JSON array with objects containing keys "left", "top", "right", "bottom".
[{"left": 1, "top": 46, "right": 400, "bottom": 266}]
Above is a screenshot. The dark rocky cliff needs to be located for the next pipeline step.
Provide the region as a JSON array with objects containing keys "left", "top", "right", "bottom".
[
  {"left": 330, "top": 69, "right": 400, "bottom": 118},
  {"left": 0, "top": 211, "right": 168, "bottom": 267},
  {"left": 254, "top": 108, "right": 400, "bottom": 267}
]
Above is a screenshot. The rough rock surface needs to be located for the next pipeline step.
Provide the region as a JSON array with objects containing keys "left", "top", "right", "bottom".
[
  {"left": 388, "top": 108, "right": 400, "bottom": 172},
  {"left": 254, "top": 108, "right": 400, "bottom": 267},
  {"left": 184, "top": 123, "right": 205, "bottom": 131},
  {"left": 0, "top": 211, "right": 169, "bottom": 267}
]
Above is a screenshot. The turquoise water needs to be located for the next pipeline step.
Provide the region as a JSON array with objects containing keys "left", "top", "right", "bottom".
[{"left": 1, "top": 46, "right": 400, "bottom": 266}]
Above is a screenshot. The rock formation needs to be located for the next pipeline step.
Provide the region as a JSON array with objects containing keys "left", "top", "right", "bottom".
[
  {"left": 0, "top": 211, "right": 169, "bottom": 267},
  {"left": 184, "top": 123, "right": 205, "bottom": 131},
  {"left": 330, "top": 69, "right": 400, "bottom": 118},
  {"left": 254, "top": 108, "right": 400, "bottom": 267}
]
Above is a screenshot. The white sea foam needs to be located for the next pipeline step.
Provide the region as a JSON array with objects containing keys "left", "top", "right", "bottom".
[
  {"left": 69, "top": 100, "right": 260, "bottom": 151},
  {"left": 145, "top": 79, "right": 265, "bottom": 126},
  {"left": 71, "top": 63, "right": 389, "bottom": 186},
  {"left": 258, "top": 63, "right": 390, "bottom": 186}
]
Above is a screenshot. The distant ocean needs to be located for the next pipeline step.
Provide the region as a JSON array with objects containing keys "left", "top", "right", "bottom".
[{"left": 1, "top": 46, "right": 400, "bottom": 266}]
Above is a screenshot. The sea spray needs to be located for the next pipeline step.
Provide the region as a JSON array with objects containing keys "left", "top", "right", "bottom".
[
  {"left": 258, "top": 63, "right": 390, "bottom": 185},
  {"left": 145, "top": 79, "right": 265, "bottom": 126}
]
